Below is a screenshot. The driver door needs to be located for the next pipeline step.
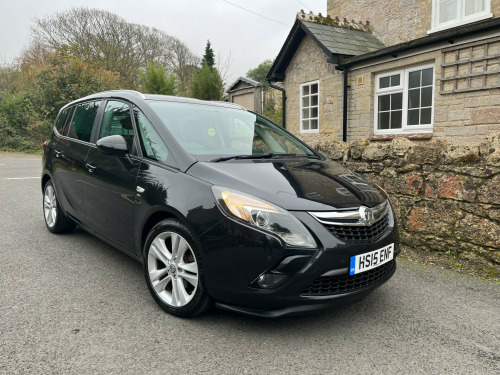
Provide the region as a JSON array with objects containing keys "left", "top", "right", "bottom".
[{"left": 84, "top": 100, "right": 141, "bottom": 252}]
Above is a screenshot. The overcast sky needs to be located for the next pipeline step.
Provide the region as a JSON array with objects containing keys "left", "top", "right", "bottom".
[{"left": 0, "top": 0, "right": 325, "bottom": 84}]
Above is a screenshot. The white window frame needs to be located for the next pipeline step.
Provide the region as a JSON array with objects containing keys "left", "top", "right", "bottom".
[
  {"left": 429, "top": 0, "right": 492, "bottom": 34},
  {"left": 374, "top": 64, "right": 435, "bottom": 135},
  {"left": 300, "top": 80, "right": 319, "bottom": 133}
]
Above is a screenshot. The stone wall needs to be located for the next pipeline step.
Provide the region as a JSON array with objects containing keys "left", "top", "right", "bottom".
[
  {"left": 327, "top": 0, "right": 500, "bottom": 46},
  {"left": 306, "top": 132, "right": 500, "bottom": 266}
]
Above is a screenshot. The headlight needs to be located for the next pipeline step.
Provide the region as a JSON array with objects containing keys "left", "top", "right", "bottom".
[{"left": 211, "top": 186, "right": 316, "bottom": 248}]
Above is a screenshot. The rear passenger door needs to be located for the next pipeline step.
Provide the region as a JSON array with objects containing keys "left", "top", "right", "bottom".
[
  {"left": 84, "top": 100, "right": 140, "bottom": 252},
  {"left": 52, "top": 101, "right": 101, "bottom": 224}
]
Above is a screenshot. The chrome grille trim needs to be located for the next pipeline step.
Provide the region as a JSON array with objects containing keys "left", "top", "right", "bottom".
[{"left": 308, "top": 200, "right": 388, "bottom": 227}]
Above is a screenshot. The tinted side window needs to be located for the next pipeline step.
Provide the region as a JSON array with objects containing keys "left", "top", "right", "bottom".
[
  {"left": 54, "top": 107, "right": 72, "bottom": 135},
  {"left": 99, "top": 100, "right": 135, "bottom": 152},
  {"left": 133, "top": 107, "right": 169, "bottom": 163},
  {"left": 67, "top": 101, "right": 100, "bottom": 142}
]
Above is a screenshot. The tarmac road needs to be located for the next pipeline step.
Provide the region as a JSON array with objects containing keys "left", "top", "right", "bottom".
[{"left": 1, "top": 153, "right": 499, "bottom": 374}]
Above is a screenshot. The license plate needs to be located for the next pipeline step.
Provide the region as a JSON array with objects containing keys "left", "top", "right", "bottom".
[{"left": 349, "top": 243, "right": 394, "bottom": 276}]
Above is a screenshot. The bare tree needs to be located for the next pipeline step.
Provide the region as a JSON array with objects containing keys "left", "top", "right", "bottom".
[{"left": 31, "top": 7, "right": 199, "bottom": 89}]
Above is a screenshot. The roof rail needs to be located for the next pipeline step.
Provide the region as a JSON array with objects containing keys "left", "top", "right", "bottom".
[
  {"left": 213, "top": 101, "right": 246, "bottom": 110},
  {"left": 105, "top": 90, "right": 146, "bottom": 99}
]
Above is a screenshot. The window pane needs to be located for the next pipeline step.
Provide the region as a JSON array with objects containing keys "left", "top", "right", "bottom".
[
  {"left": 378, "top": 112, "right": 390, "bottom": 129},
  {"left": 302, "top": 97, "right": 309, "bottom": 107},
  {"left": 310, "top": 119, "right": 318, "bottom": 130},
  {"left": 310, "top": 83, "right": 318, "bottom": 94},
  {"left": 302, "top": 85, "right": 309, "bottom": 95},
  {"left": 421, "top": 87, "right": 433, "bottom": 107},
  {"left": 378, "top": 95, "right": 390, "bottom": 111},
  {"left": 302, "top": 108, "right": 309, "bottom": 120},
  {"left": 67, "top": 101, "right": 100, "bottom": 142},
  {"left": 408, "top": 109, "right": 420, "bottom": 125},
  {"left": 421, "top": 68, "right": 433, "bottom": 86},
  {"left": 311, "top": 107, "right": 318, "bottom": 118},
  {"left": 380, "top": 76, "right": 390, "bottom": 89},
  {"left": 99, "top": 101, "right": 134, "bottom": 151},
  {"left": 55, "top": 107, "right": 72, "bottom": 136},
  {"left": 391, "top": 93, "right": 403, "bottom": 110},
  {"left": 421, "top": 108, "right": 432, "bottom": 124},
  {"left": 408, "top": 89, "right": 420, "bottom": 109},
  {"left": 439, "top": 0, "right": 458, "bottom": 23},
  {"left": 465, "top": 0, "right": 484, "bottom": 16},
  {"left": 409, "top": 71, "right": 421, "bottom": 89},
  {"left": 391, "top": 74, "right": 400, "bottom": 86},
  {"left": 302, "top": 120, "right": 309, "bottom": 130},
  {"left": 133, "top": 107, "right": 169, "bottom": 162},
  {"left": 311, "top": 95, "right": 318, "bottom": 106},
  {"left": 391, "top": 111, "right": 402, "bottom": 129}
]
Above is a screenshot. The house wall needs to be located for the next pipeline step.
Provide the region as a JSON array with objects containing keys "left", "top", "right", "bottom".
[
  {"left": 346, "top": 35, "right": 500, "bottom": 145},
  {"left": 327, "top": 0, "right": 500, "bottom": 46},
  {"left": 283, "top": 35, "right": 344, "bottom": 143}
]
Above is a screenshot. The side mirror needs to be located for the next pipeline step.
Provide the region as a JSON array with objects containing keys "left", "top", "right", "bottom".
[{"left": 96, "top": 135, "right": 128, "bottom": 156}]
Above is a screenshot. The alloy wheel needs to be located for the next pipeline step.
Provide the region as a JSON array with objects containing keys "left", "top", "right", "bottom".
[
  {"left": 147, "top": 231, "right": 199, "bottom": 307},
  {"left": 44, "top": 184, "right": 57, "bottom": 228}
]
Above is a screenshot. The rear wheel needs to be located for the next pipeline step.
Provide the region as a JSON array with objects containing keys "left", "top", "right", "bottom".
[
  {"left": 144, "top": 219, "right": 211, "bottom": 317},
  {"left": 43, "top": 180, "right": 75, "bottom": 234}
]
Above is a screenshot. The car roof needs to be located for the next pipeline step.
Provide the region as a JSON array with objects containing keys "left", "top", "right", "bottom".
[{"left": 60, "top": 90, "right": 247, "bottom": 111}]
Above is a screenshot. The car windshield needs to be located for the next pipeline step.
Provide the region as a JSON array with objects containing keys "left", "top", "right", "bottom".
[{"left": 148, "top": 101, "right": 317, "bottom": 162}]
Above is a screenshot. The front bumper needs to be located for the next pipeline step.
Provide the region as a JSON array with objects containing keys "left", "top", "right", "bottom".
[{"left": 199, "top": 207, "right": 400, "bottom": 316}]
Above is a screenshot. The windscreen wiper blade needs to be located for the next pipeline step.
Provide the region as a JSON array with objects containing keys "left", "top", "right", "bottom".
[
  {"left": 211, "top": 153, "right": 274, "bottom": 162},
  {"left": 211, "top": 153, "right": 320, "bottom": 162}
]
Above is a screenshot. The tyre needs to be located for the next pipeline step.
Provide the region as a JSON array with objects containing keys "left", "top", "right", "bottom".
[
  {"left": 43, "top": 180, "right": 76, "bottom": 234},
  {"left": 144, "top": 219, "right": 212, "bottom": 317}
]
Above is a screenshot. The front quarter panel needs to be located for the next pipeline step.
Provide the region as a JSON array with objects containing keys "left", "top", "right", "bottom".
[{"left": 134, "top": 161, "right": 221, "bottom": 258}]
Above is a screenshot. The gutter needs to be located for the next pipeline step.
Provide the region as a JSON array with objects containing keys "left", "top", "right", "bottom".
[
  {"left": 338, "top": 17, "right": 500, "bottom": 68},
  {"left": 266, "top": 80, "right": 287, "bottom": 129}
]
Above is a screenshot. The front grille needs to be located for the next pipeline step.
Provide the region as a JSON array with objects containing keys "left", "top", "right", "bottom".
[
  {"left": 324, "top": 214, "right": 389, "bottom": 243},
  {"left": 301, "top": 260, "right": 395, "bottom": 296}
]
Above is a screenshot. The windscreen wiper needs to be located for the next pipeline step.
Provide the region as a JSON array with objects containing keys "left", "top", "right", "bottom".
[
  {"left": 210, "top": 153, "right": 320, "bottom": 162},
  {"left": 210, "top": 153, "right": 274, "bottom": 162}
]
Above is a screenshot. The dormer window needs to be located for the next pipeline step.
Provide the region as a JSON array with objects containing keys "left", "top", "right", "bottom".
[{"left": 430, "top": 0, "right": 492, "bottom": 32}]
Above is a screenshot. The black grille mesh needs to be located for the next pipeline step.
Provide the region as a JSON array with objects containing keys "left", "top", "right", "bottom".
[
  {"left": 301, "top": 260, "right": 396, "bottom": 296},
  {"left": 324, "top": 214, "right": 389, "bottom": 243}
]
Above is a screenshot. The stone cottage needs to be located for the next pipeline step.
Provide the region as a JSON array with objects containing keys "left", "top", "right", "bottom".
[{"left": 267, "top": 0, "right": 500, "bottom": 145}]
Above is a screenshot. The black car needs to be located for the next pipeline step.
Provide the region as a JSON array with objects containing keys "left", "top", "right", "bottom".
[{"left": 42, "top": 90, "right": 399, "bottom": 317}]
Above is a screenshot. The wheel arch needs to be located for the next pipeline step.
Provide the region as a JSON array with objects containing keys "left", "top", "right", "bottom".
[
  {"left": 139, "top": 207, "right": 202, "bottom": 259},
  {"left": 41, "top": 172, "right": 52, "bottom": 191}
]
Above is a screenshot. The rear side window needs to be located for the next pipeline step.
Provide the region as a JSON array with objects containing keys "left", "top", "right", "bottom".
[
  {"left": 54, "top": 107, "right": 73, "bottom": 135},
  {"left": 133, "top": 106, "right": 169, "bottom": 163},
  {"left": 99, "top": 100, "right": 135, "bottom": 152},
  {"left": 67, "top": 101, "right": 101, "bottom": 142}
]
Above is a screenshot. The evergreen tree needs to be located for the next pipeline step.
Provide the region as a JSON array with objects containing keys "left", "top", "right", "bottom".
[
  {"left": 190, "top": 64, "right": 223, "bottom": 101},
  {"left": 140, "top": 62, "right": 176, "bottom": 95},
  {"left": 201, "top": 40, "right": 215, "bottom": 68}
]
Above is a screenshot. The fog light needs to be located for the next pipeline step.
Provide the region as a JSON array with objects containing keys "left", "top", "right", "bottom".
[{"left": 256, "top": 273, "right": 287, "bottom": 288}]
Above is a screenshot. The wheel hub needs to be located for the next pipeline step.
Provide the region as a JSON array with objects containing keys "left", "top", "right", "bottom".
[{"left": 168, "top": 263, "right": 177, "bottom": 274}]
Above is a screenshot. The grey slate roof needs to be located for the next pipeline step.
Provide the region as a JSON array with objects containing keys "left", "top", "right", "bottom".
[
  {"left": 301, "top": 21, "right": 385, "bottom": 56},
  {"left": 267, "top": 19, "right": 385, "bottom": 82},
  {"left": 227, "top": 76, "right": 263, "bottom": 92}
]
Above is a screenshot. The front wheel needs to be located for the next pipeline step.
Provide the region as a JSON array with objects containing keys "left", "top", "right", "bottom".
[
  {"left": 143, "top": 219, "right": 212, "bottom": 317},
  {"left": 43, "top": 180, "right": 75, "bottom": 234}
]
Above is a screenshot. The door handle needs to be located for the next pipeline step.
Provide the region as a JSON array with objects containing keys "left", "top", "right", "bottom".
[
  {"left": 85, "top": 163, "right": 96, "bottom": 173},
  {"left": 54, "top": 150, "right": 63, "bottom": 158}
]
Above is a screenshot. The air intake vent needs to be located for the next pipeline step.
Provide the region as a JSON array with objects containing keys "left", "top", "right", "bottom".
[{"left": 302, "top": 260, "right": 395, "bottom": 295}]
